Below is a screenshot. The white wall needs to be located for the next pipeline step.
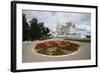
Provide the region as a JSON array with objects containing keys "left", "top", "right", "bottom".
[{"left": 0, "top": 0, "right": 100, "bottom": 73}]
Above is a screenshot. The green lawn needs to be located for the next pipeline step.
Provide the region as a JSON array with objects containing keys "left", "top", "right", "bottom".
[
  {"left": 64, "top": 38, "right": 91, "bottom": 43},
  {"left": 39, "top": 37, "right": 52, "bottom": 40},
  {"left": 39, "top": 36, "right": 91, "bottom": 43}
]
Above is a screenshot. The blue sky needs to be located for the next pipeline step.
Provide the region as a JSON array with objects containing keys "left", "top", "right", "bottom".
[{"left": 23, "top": 10, "right": 91, "bottom": 35}]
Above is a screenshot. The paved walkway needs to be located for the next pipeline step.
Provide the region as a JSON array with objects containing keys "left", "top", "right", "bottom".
[{"left": 22, "top": 38, "right": 91, "bottom": 63}]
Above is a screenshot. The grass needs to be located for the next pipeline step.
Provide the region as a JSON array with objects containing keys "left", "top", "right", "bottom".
[
  {"left": 39, "top": 37, "right": 52, "bottom": 40},
  {"left": 64, "top": 38, "right": 91, "bottom": 43},
  {"left": 39, "top": 36, "right": 91, "bottom": 43}
]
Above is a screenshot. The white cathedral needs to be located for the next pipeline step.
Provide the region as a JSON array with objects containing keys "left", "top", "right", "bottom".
[{"left": 51, "top": 22, "right": 88, "bottom": 38}]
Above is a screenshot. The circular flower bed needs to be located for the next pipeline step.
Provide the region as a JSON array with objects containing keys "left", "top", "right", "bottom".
[{"left": 34, "top": 40, "right": 80, "bottom": 56}]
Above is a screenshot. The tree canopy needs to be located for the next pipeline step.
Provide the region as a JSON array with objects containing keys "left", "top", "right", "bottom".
[
  {"left": 23, "top": 14, "right": 51, "bottom": 41},
  {"left": 23, "top": 14, "right": 29, "bottom": 41}
]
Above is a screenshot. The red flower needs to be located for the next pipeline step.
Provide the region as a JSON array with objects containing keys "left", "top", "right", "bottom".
[
  {"left": 35, "top": 40, "right": 79, "bottom": 51},
  {"left": 35, "top": 42, "right": 47, "bottom": 49}
]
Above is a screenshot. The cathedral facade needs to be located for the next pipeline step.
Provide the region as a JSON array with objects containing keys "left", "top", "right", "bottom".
[{"left": 55, "top": 22, "right": 86, "bottom": 38}]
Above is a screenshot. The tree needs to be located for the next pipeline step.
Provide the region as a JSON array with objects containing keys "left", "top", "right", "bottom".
[
  {"left": 45, "top": 27, "right": 50, "bottom": 36},
  {"left": 38, "top": 23, "right": 50, "bottom": 38},
  {"left": 29, "top": 18, "right": 51, "bottom": 40},
  {"left": 23, "top": 14, "right": 29, "bottom": 41},
  {"left": 23, "top": 14, "right": 51, "bottom": 41},
  {"left": 38, "top": 22, "right": 44, "bottom": 37},
  {"left": 29, "top": 18, "right": 39, "bottom": 40}
]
